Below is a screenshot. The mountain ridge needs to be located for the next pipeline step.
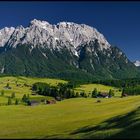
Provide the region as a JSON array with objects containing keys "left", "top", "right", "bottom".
[{"left": 0, "top": 19, "right": 139, "bottom": 81}]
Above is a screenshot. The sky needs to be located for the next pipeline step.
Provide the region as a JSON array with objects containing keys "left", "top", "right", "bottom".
[{"left": 0, "top": 1, "right": 140, "bottom": 61}]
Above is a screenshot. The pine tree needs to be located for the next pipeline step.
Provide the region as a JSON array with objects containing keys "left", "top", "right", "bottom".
[
  {"left": 26, "top": 99, "right": 31, "bottom": 106},
  {"left": 11, "top": 92, "right": 15, "bottom": 98},
  {"left": 84, "top": 93, "right": 87, "bottom": 98},
  {"left": 15, "top": 99, "right": 19, "bottom": 105},
  {"left": 108, "top": 89, "right": 114, "bottom": 97},
  {"left": 7, "top": 97, "right": 12, "bottom": 105},
  {"left": 121, "top": 88, "right": 125, "bottom": 97},
  {"left": 92, "top": 88, "right": 98, "bottom": 98},
  {"left": 71, "top": 90, "right": 75, "bottom": 98},
  {"left": 76, "top": 92, "right": 79, "bottom": 97},
  {"left": 6, "top": 83, "right": 9, "bottom": 88},
  {"left": 22, "top": 94, "right": 27, "bottom": 102},
  {"left": 80, "top": 92, "right": 85, "bottom": 97}
]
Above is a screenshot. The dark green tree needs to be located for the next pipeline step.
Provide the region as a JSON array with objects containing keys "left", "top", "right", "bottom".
[
  {"left": 121, "top": 88, "right": 125, "bottom": 97},
  {"left": 108, "top": 89, "right": 114, "bottom": 97},
  {"left": 75, "top": 92, "right": 79, "bottom": 97},
  {"left": 71, "top": 90, "right": 75, "bottom": 98},
  {"left": 11, "top": 92, "right": 15, "bottom": 98},
  {"left": 7, "top": 97, "right": 12, "bottom": 105},
  {"left": 26, "top": 100, "right": 31, "bottom": 106},
  {"left": 80, "top": 91, "right": 85, "bottom": 97},
  {"left": 15, "top": 99, "right": 19, "bottom": 105},
  {"left": 92, "top": 88, "right": 98, "bottom": 98},
  {"left": 22, "top": 94, "right": 27, "bottom": 102},
  {"left": 84, "top": 93, "right": 88, "bottom": 98},
  {"left": 6, "top": 83, "right": 9, "bottom": 88}
]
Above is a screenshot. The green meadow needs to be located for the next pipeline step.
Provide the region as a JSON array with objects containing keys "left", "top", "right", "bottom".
[
  {"left": 74, "top": 83, "right": 121, "bottom": 97},
  {"left": 0, "top": 76, "right": 66, "bottom": 104},
  {"left": 0, "top": 76, "right": 139, "bottom": 138}
]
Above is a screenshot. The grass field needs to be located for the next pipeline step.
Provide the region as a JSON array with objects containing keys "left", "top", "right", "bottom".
[
  {"left": 0, "top": 76, "right": 67, "bottom": 104},
  {"left": 0, "top": 76, "right": 139, "bottom": 138},
  {"left": 0, "top": 76, "right": 121, "bottom": 105},
  {"left": 75, "top": 83, "right": 121, "bottom": 97},
  {"left": 0, "top": 97, "right": 139, "bottom": 138}
]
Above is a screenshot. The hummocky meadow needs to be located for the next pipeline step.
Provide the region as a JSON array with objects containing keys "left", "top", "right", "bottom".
[{"left": 0, "top": 76, "right": 140, "bottom": 138}]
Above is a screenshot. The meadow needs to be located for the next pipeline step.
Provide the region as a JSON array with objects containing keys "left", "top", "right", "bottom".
[
  {"left": 74, "top": 83, "right": 121, "bottom": 97},
  {"left": 0, "top": 97, "right": 140, "bottom": 138},
  {"left": 0, "top": 76, "right": 67, "bottom": 104},
  {"left": 0, "top": 76, "right": 139, "bottom": 138}
]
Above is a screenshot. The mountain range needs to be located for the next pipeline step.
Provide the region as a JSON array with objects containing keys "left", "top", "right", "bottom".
[{"left": 0, "top": 19, "right": 139, "bottom": 81}]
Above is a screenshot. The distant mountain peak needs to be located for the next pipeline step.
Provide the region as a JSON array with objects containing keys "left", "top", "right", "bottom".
[{"left": 134, "top": 60, "right": 140, "bottom": 67}]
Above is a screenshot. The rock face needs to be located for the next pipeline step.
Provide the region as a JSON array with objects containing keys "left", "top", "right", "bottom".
[
  {"left": 0, "top": 19, "right": 139, "bottom": 81},
  {"left": 0, "top": 19, "right": 110, "bottom": 54},
  {"left": 0, "top": 27, "right": 15, "bottom": 47}
]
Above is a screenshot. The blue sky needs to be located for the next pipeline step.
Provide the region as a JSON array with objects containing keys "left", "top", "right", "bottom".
[{"left": 0, "top": 1, "right": 140, "bottom": 61}]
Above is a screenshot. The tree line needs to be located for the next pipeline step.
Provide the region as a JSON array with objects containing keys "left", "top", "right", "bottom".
[
  {"left": 32, "top": 82, "right": 115, "bottom": 99},
  {"left": 92, "top": 78, "right": 140, "bottom": 88},
  {"left": 122, "top": 86, "right": 140, "bottom": 96},
  {"left": 32, "top": 82, "right": 79, "bottom": 99}
]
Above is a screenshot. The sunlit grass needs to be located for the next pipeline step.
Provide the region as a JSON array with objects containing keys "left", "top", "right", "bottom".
[{"left": 0, "top": 96, "right": 139, "bottom": 138}]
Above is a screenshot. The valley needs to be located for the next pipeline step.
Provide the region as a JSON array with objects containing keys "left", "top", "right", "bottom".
[
  {"left": 0, "top": 1, "right": 140, "bottom": 139},
  {"left": 0, "top": 17, "right": 139, "bottom": 139},
  {"left": 0, "top": 76, "right": 139, "bottom": 138}
]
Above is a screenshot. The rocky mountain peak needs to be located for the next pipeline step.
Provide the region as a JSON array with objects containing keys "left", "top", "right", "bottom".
[{"left": 0, "top": 19, "right": 111, "bottom": 56}]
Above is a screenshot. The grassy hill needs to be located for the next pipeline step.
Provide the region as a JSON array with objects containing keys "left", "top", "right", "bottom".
[
  {"left": 0, "top": 97, "right": 139, "bottom": 138},
  {"left": 0, "top": 76, "right": 121, "bottom": 105},
  {"left": 0, "top": 76, "right": 139, "bottom": 138},
  {"left": 0, "top": 76, "right": 67, "bottom": 105},
  {"left": 74, "top": 83, "right": 121, "bottom": 97}
]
